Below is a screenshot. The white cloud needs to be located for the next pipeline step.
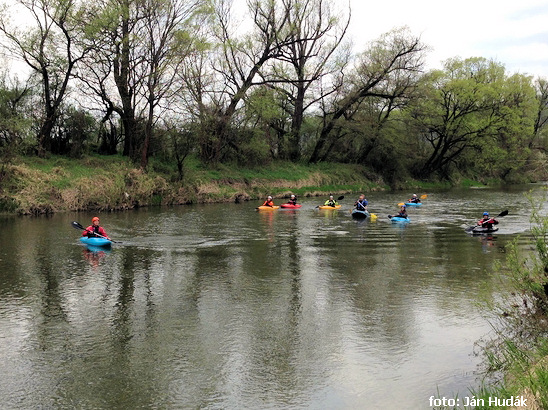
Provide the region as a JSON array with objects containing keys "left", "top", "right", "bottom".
[{"left": 347, "top": 0, "right": 548, "bottom": 77}]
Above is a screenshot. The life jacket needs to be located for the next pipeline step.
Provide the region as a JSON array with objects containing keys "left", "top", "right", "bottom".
[
  {"left": 262, "top": 200, "right": 274, "bottom": 207},
  {"left": 325, "top": 200, "right": 337, "bottom": 206},
  {"left": 83, "top": 225, "right": 108, "bottom": 238},
  {"left": 477, "top": 217, "right": 490, "bottom": 226},
  {"left": 288, "top": 198, "right": 297, "bottom": 205},
  {"left": 356, "top": 199, "right": 368, "bottom": 210},
  {"left": 398, "top": 211, "right": 407, "bottom": 218},
  {"left": 478, "top": 218, "right": 498, "bottom": 227}
]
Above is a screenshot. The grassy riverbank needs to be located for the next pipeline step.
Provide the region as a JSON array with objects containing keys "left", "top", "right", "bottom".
[
  {"left": 0, "top": 154, "right": 392, "bottom": 214},
  {"left": 0, "top": 154, "right": 498, "bottom": 215}
]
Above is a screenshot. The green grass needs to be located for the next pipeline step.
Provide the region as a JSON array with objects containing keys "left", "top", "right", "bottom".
[
  {"left": 0, "top": 153, "right": 514, "bottom": 214},
  {"left": 460, "top": 178, "right": 488, "bottom": 188},
  {"left": 1, "top": 155, "right": 391, "bottom": 213}
]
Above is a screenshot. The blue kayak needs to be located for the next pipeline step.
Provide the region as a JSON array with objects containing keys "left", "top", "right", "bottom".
[
  {"left": 352, "top": 209, "right": 369, "bottom": 219},
  {"left": 80, "top": 237, "right": 112, "bottom": 247},
  {"left": 391, "top": 216, "right": 411, "bottom": 223},
  {"left": 404, "top": 202, "right": 422, "bottom": 207}
]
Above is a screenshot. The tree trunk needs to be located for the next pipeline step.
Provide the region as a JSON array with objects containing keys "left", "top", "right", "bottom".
[{"left": 288, "top": 83, "right": 305, "bottom": 161}]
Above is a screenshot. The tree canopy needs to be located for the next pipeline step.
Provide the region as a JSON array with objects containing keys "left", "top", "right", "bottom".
[{"left": 0, "top": 0, "right": 546, "bottom": 184}]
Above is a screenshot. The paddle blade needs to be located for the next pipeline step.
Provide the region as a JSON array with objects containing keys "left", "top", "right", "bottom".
[
  {"left": 71, "top": 221, "right": 85, "bottom": 230},
  {"left": 387, "top": 215, "right": 392, "bottom": 219},
  {"left": 498, "top": 210, "right": 509, "bottom": 217},
  {"left": 398, "top": 202, "right": 404, "bottom": 206},
  {"left": 420, "top": 194, "right": 428, "bottom": 199},
  {"left": 337, "top": 195, "right": 344, "bottom": 200},
  {"left": 370, "top": 213, "right": 377, "bottom": 222}
]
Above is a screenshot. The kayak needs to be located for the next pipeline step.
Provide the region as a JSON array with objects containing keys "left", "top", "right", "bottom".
[
  {"left": 391, "top": 216, "right": 410, "bottom": 223},
  {"left": 280, "top": 203, "right": 302, "bottom": 209},
  {"left": 85, "top": 245, "right": 111, "bottom": 253},
  {"left": 404, "top": 202, "right": 422, "bottom": 207},
  {"left": 351, "top": 209, "right": 369, "bottom": 219},
  {"left": 319, "top": 205, "right": 342, "bottom": 210},
  {"left": 468, "top": 226, "right": 499, "bottom": 235},
  {"left": 257, "top": 205, "right": 280, "bottom": 210},
  {"left": 80, "top": 237, "right": 112, "bottom": 247}
]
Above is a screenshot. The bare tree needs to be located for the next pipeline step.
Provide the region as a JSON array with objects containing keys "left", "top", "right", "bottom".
[
  {"left": 264, "top": 0, "right": 350, "bottom": 160},
  {"left": 76, "top": 0, "right": 205, "bottom": 166},
  {"left": 308, "top": 27, "right": 426, "bottom": 163},
  {"left": 203, "top": 0, "right": 298, "bottom": 162},
  {"left": 138, "top": 0, "right": 203, "bottom": 168},
  {"left": 0, "top": 0, "right": 90, "bottom": 156},
  {"left": 533, "top": 77, "right": 548, "bottom": 149}
]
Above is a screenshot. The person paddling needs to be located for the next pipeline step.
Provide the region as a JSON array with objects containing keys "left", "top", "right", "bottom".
[
  {"left": 477, "top": 212, "right": 498, "bottom": 229},
  {"left": 82, "top": 217, "right": 110, "bottom": 240},
  {"left": 396, "top": 205, "right": 408, "bottom": 218},
  {"left": 287, "top": 194, "right": 298, "bottom": 205},
  {"left": 355, "top": 194, "right": 368, "bottom": 211},
  {"left": 408, "top": 194, "right": 421, "bottom": 204},
  {"left": 262, "top": 196, "right": 275, "bottom": 207},
  {"left": 324, "top": 195, "right": 338, "bottom": 207}
]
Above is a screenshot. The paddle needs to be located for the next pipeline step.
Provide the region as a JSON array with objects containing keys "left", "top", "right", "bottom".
[
  {"left": 465, "top": 210, "right": 508, "bottom": 232},
  {"left": 71, "top": 221, "right": 121, "bottom": 243},
  {"left": 316, "top": 195, "right": 344, "bottom": 208}
]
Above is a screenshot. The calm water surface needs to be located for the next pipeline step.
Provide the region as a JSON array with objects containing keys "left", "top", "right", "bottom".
[{"left": 0, "top": 186, "right": 544, "bottom": 409}]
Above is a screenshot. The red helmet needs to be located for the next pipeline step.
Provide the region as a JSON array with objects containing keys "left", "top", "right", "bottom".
[{"left": 92, "top": 217, "right": 100, "bottom": 223}]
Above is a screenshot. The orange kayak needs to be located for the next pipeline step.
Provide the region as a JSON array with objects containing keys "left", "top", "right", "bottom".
[{"left": 257, "top": 205, "right": 280, "bottom": 210}]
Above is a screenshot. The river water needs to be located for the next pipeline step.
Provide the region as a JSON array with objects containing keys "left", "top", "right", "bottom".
[{"left": 0, "top": 186, "right": 544, "bottom": 409}]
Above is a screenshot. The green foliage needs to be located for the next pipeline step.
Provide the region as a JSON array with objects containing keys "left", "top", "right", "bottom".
[
  {"left": 409, "top": 57, "right": 537, "bottom": 180},
  {"left": 0, "top": 73, "right": 34, "bottom": 160},
  {"left": 471, "top": 190, "right": 548, "bottom": 409},
  {"left": 0, "top": 0, "right": 545, "bottom": 185}
]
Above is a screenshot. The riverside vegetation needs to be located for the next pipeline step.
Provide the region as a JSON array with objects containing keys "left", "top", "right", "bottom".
[
  {"left": 434, "top": 192, "right": 548, "bottom": 410},
  {"left": 0, "top": 0, "right": 547, "bottom": 209}
]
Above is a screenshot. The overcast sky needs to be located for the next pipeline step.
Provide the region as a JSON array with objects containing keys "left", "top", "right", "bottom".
[
  {"left": 5, "top": 0, "right": 548, "bottom": 79},
  {"left": 346, "top": 0, "right": 548, "bottom": 77}
]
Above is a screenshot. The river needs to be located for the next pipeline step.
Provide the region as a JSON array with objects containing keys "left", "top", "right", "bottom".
[{"left": 0, "top": 186, "right": 543, "bottom": 409}]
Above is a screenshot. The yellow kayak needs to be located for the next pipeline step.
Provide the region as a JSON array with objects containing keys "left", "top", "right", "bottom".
[
  {"left": 257, "top": 205, "right": 280, "bottom": 210},
  {"left": 318, "top": 205, "right": 342, "bottom": 210}
]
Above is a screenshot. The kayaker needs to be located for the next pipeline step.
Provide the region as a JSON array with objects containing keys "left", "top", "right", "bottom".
[
  {"left": 82, "top": 217, "right": 110, "bottom": 240},
  {"left": 355, "top": 194, "right": 368, "bottom": 211},
  {"left": 477, "top": 212, "right": 499, "bottom": 228},
  {"left": 287, "top": 194, "right": 298, "bottom": 205},
  {"left": 262, "top": 196, "right": 275, "bottom": 207},
  {"left": 397, "top": 205, "right": 408, "bottom": 218},
  {"left": 324, "top": 195, "right": 338, "bottom": 207},
  {"left": 408, "top": 194, "right": 421, "bottom": 204}
]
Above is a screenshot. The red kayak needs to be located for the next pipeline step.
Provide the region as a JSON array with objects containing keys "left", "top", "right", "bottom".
[{"left": 280, "top": 203, "right": 302, "bottom": 209}]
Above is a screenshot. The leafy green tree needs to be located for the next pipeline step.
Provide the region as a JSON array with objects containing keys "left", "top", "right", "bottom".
[
  {"left": 51, "top": 106, "right": 97, "bottom": 157},
  {"left": 0, "top": 73, "right": 33, "bottom": 151},
  {"left": 409, "top": 57, "right": 536, "bottom": 180}
]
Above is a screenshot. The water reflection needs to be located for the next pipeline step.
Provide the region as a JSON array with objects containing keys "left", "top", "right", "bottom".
[{"left": 0, "top": 186, "right": 540, "bottom": 408}]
